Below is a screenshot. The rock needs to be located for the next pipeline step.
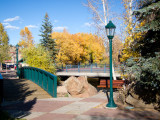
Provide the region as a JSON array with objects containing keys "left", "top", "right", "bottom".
[
  {"left": 126, "top": 94, "right": 154, "bottom": 109},
  {"left": 57, "top": 86, "right": 68, "bottom": 93},
  {"left": 64, "top": 76, "right": 97, "bottom": 98},
  {"left": 57, "top": 86, "right": 68, "bottom": 97},
  {"left": 64, "top": 76, "right": 83, "bottom": 95}
]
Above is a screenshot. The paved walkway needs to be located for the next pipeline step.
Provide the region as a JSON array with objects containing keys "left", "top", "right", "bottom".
[
  {"left": 1, "top": 71, "right": 160, "bottom": 120},
  {"left": 1, "top": 71, "right": 52, "bottom": 101}
]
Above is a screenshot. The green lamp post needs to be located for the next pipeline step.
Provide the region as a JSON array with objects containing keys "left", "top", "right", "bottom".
[
  {"left": 105, "top": 21, "right": 117, "bottom": 108},
  {"left": 16, "top": 44, "right": 19, "bottom": 76}
]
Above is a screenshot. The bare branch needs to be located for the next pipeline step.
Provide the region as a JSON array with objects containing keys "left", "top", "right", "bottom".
[
  {"left": 102, "top": 0, "right": 107, "bottom": 24},
  {"left": 87, "top": 0, "right": 105, "bottom": 24}
]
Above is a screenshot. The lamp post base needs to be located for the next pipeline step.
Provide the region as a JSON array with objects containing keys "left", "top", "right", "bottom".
[{"left": 106, "top": 100, "right": 117, "bottom": 108}]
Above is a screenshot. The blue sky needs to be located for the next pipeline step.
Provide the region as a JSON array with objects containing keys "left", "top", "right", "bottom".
[{"left": 0, "top": 0, "right": 124, "bottom": 45}]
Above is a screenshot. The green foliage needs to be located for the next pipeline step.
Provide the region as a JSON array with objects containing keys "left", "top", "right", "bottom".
[
  {"left": 0, "top": 110, "right": 26, "bottom": 120},
  {"left": 0, "top": 23, "right": 10, "bottom": 63},
  {"left": 64, "top": 94, "right": 69, "bottom": 97},
  {"left": 22, "top": 45, "right": 56, "bottom": 74},
  {"left": 39, "top": 13, "right": 57, "bottom": 60},
  {"left": 124, "top": 55, "right": 160, "bottom": 105},
  {"left": 123, "top": 0, "right": 160, "bottom": 108},
  {"left": 125, "top": 56, "right": 160, "bottom": 85},
  {"left": 133, "top": 1, "right": 160, "bottom": 57}
]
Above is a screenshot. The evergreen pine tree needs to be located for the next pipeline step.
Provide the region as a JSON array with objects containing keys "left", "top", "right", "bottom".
[
  {"left": 133, "top": 0, "right": 160, "bottom": 57},
  {"left": 40, "top": 13, "right": 57, "bottom": 60},
  {"left": 124, "top": 0, "right": 160, "bottom": 108}
]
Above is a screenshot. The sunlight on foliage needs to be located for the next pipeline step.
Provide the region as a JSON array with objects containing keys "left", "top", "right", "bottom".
[
  {"left": 22, "top": 45, "right": 56, "bottom": 74},
  {"left": 52, "top": 32, "right": 106, "bottom": 65},
  {"left": 0, "top": 23, "right": 10, "bottom": 63},
  {"left": 19, "top": 27, "right": 34, "bottom": 49}
]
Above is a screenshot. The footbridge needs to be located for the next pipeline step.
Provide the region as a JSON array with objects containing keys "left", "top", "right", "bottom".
[
  {"left": 19, "top": 66, "right": 57, "bottom": 97},
  {"left": 56, "top": 64, "right": 121, "bottom": 78},
  {"left": 0, "top": 67, "right": 57, "bottom": 105},
  {"left": 0, "top": 69, "right": 57, "bottom": 105}
]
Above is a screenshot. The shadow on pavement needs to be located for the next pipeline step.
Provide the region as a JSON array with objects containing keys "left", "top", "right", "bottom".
[
  {"left": 3, "top": 78, "right": 37, "bottom": 101},
  {"left": 1, "top": 71, "right": 37, "bottom": 118},
  {"left": 116, "top": 109, "right": 160, "bottom": 120},
  {"left": 88, "top": 108, "right": 160, "bottom": 120},
  {"left": 1, "top": 98, "right": 37, "bottom": 119}
]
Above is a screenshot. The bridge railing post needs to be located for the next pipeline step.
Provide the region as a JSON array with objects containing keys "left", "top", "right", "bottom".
[
  {"left": 78, "top": 64, "right": 80, "bottom": 72},
  {"left": 95, "top": 63, "right": 97, "bottom": 68},
  {"left": 104, "top": 64, "right": 106, "bottom": 73},
  {"left": 66, "top": 65, "right": 68, "bottom": 72},
  {"left": 91, "top": 64, "right": 93, "bottom": 73},
  {"left": 0, "top": 73, "right": 3, "bottom": 106},
  {"left": 62, "top": 64, "right": 63, "bottom": 69},
  {"left": 53, "top": 76, "right": 57, "bottom": 97}
]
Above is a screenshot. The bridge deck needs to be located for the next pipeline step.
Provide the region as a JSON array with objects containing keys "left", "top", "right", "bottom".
[
  {"left": 57, "top": 71, "right": 121, "bottom": 77},
  {"left": 1, "top": 71, "right": 52, "bottom": 101},
  {"left": 57, "top": 66, "right": 121, "bottom": 77}
]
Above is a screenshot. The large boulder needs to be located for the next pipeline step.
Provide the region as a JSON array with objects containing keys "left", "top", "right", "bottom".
[
  {"left": 57, "top": 86, "right": 68, "bottom": 97},
  {"left": 64, "top": 76, "right": 97, "bottom": 98}
]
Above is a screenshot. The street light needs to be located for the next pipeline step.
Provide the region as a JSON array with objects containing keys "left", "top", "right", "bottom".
[
  {"left": 105, "top": 21, "right": 117, "bottom": 108},
  {"left": 16, "top": 44, "right": 19, "bottom": 76}
]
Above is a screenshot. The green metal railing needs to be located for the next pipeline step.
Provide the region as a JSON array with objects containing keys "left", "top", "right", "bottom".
[
  {"left": 19, "top": 66, "right": 57, "bottom": 97},
  {"left": 0, "top": 73, "right": 3, "bottom": 105},
  {"left": 57, "top": 64, "right": 120, "bottom": 73}
]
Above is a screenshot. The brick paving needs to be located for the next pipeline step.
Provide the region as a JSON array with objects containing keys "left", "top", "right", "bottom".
[
  {"left": 2, "top": 98, "right": 160, "bottom": 120},
  {"left": 1, "top": 71, "right": 160, "bottom": 120},
  {"left": 50, "top": 101, "right": 101, "bottom": 115},
  {"left": 32, "top": 113, "right": 77, "bottom": 120},
  {"left": 80, "top": 98, "right": 107, "bottom": 103},
  {"left": 83, "top": 108, "right": 160, "bottom": 120},
  {"left": 30, "top": 101, "right": 74, "bottom": 112}
]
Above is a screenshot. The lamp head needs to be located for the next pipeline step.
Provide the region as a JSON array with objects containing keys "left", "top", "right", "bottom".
[
  {"left": 105, "top": 21, "right": 116, "bottom": 39},
  {"left": 16, "top": 44, "right": 19, "bottom": 49}
]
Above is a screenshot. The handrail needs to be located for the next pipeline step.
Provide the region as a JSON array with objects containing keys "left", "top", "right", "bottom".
[
  {"left": 19, "top": 66, "right": 57, "bottom": 97},
  {"left": 57, "top": 64, "right": 120, "bottom": 73},
  {"left": 0, "top": 73, "right": 3, "bottom": 79},
  {"left": 0, "top": 73, "right": 3, "bottom": 105}
]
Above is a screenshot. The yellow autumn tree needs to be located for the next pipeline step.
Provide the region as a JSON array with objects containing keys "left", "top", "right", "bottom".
[
  {"left": 22, "top": 45, "right": 56, "bottom": 74},
  {"left": 105, "top": 35, "right": 123, "bottom": 65},
  {"left": 112, "top": 36, "right": 123, "bottom": 64},
  {"left": 51, "top": 31, "right": 105, "bottom": 65},
  {"left": 19, "top": 27, "right": 34, "bottom": 48},
  {"left": 120, "top": 21, "right": 145, "bottom": 62},
  {"left": 120, "top": 0, "right": 141, "bottom": 62}
]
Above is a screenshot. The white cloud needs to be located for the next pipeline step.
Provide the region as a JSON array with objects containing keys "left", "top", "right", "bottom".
[
  {"left": 5, "top": 24, "right": 19, "bottom": 29},
  {"left": 4, "top": 16, "right": 20, "bottom": 22},
  {"left": 53, "top": 20, "right": 58, "bottom": 23},
  {"left": 84, "top": 22, "right": 94, "bottom": 27},
  {"left": 26, "top": 25, "right": 38, "bottom": 28},
  {"left": 3, "top": 23, "right": 19, "bottom": 30},
  {"left": 53, "top": 26, "right": 68, "bottom": 31},
  {"left": 2, "top": 23, "right": 10, "bottom": 26}
]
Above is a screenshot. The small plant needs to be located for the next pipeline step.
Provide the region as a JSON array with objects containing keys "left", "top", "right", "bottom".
[{"left": 64, "top": 93, "right": 69, "bottom": 97}]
